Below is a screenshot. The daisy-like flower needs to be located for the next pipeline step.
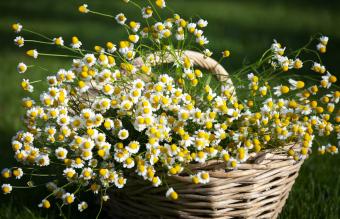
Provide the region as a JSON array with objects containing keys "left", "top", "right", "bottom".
[
  {"left": 142, "top": 6, "right": 153, "bottom": 18},
  {"left": 123, "top": 157, "right": 135, "bottom": 168},
  {"left": 106, "top": 42, "right": 117, "bottom": 53},
  {"left": 55, "top": 147, "right": 68, "bottom": 160},
  {"left": 12, "top": 168, "right": 23, "bottom": 179},
  {"left": 72, "top": 158, "right": 85, "bottom": 169},
  {"left": 38, "top": 199, "right": 51, "bottom": 209},
  {"left": 63, "top": 168, "right": 76, "bottom": 179},
  {"left": 222, "top": 50, "right": 230, "bottom": 58},
  {"left": 126, "top": 141, "right": 140, "bottom": 154},
  {"left": 187, "top": 23, "right": 196, "bottom": 33},
  {"left": 22, "top": 132, "right": 34, "bottom": 144},
  {"left": 2, "top": 184, "right": 12, "bottom": 195},
  {"left": 196, "top": 36, "right": 209, "bottom": 46},
  {"left": 115, "top": 13, "right": 127, "bottom": 25},
  {"left": 195, "top": 151, "right": 207, "bottom": 163},
  {"left": 17, "top": 62, "right": 27, "bottom": 74},
  {"left": 115, "top": 176, "right": 127, "bottom": 188},
  {"left": 273, "top": 85, "right": 289, "bottom": 96},
  {"left": 53, "top": 37, "right": 64, "bottom": 46},
  {"left": 71, "top": 36, "right": 82, "bottom": 49},
  {"left": 288, "top": 79, "right": 305, "bottom": 90},
  {"left": 78, "top": 4, "right": 89, "bottom": 13},
  {"left": 319, "top": 36, "right": 329, "bottom": 45},
  {"left": 259, "top": 86, "right": 267, "bottom": 96},
  {"left": 81, "top": 167, "right": 93, "bottom": 180},
  {"left": 197, "top": 171, "right": 210, "bottom": 184},
  {"left": 118, "top": 129, "right": 129, "bottom": 140},
  {"left": 36, "top": 154, "right": 50, "bottom": 166},
  {"left": 321, "top": 72, "right": 336, "bottom": 89},
  {"left": 12, "top": 23, "right": 23, "bottom": 33},
  {"left": 78, "top": 201, "right": 88, "bottom": 212},
  {"left": 227, "top": 158, "right": 238, "bottom": 169},
  {"left": 311, "top": 62, "right": 326, "bottom": 74},
  {"left": 62, "top": 193, "right": 75, "bottom": 205},
  {"left": 293, "top": 58, "right": 303, "bottom": 69},
  {"left": 326, "top": 144, "right": 338, "bottom": 155},
  {"left": 14, "top": 36, "right": 24, "bottom": 47},
  {"left": 152, "top": 176, "right": 162, "bottom": 187},
  {"left": 83, "top": 54, "right": 96, "bottom": 66},
  {"left": 121, "top": 100, "right": 133, "bottom": 111},
  {"left": 128, "top": 34, "right": 139, "bottom": 43},
  {"left": 1, "top": 168, "right": 11, "bottom": 178},
  {"left": 197, "top": 19, "right": 208, "bottom": 28},
  {"left": 166, "top": 187, "right": 178, "bottom": 200},
  {"left": 203, "top": 49, "right": 213, "bottom": 58},
  {"left": 129, "top": 21, "right": 140, "bottom": 33},
  {"left": 155, "top": 0, "right": 166, "bottom": 8},
  {"left": 317, "top": 43, "right": 326, "bottom": 53},
  {"left": 26, "top": 49, "right": 38, "bottom": 59}
]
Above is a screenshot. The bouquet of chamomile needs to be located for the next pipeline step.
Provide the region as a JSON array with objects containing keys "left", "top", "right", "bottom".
[{"left": 2, "top": 0, "right": 339, "bottom": 216}]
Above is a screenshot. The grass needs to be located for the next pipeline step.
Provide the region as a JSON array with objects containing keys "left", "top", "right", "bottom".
[{"left": 0, "top": 0, "right": 339, "bottom": 218}]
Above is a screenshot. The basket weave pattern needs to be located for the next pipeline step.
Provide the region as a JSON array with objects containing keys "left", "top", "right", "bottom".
[{"left": 107, "top": 146, "right": 303, "bottom": 219}]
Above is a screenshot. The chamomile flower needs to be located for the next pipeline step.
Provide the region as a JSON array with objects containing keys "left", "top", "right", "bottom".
[
  {"left": 197, "top": 171, "right": 210, "bottom": 184},
  {"left": 17, "top": 62, "right": 27, "bottom": 74},
  {"left": 26, "top": 49, "right": 38, "bottom": 58},
  {"left": 78, "top": 201, "right": 88, "bottom": 212},
  {"left": 288, "top": 79, "right": 305, "bottom": 90},
  {"left": 126, "top": 141, "right": 140, "bottom": 154},
  {"left": 196, "top": 36, "right": 209, "bottom": 46},
  {"left": 36, "top": 154, "right": 50, "bottom": 166},
  {"left": 152, "top": 176, "right": 162, "bottom": 187},
  {"left": 319, "top": 36, "right": 329, "bottom": 45},
  {"left": 115, "top": 13, "right": 127, "bottom": 25},
  {"left": 83, "top": 54, "right": 96, "bottom": 66},
  {"left": 115, "top": 176, "right": 127, "bottom": 188},
  {"left": 14, "top": 36, "right": 24, "bottom": 47},
  {"left": 203, "top": 49, "right": 213, "bottom": 58},
  {"left": 311, "top": 62, "right": 326, "bottom": 74},
  {"left": 317, "top": 43, "right": 326, "bottom": 53},
  {"left": 2, "top": 184, "right": 12, "bottom": 195},
  {"left": 197, "top": 19, "right": 208, "bottom": 28},
  {"left": 1, "top": 168, "right": 11, "bottom": 178},
  {"left": 55, "top": 147, "right": 68, "bottom": 160},
  {"left": 81, "top": 168, "right": 93, "bottom": 180},
  {"left": 12, "top": 23, "right": 23, "bottom": 33},
  {"left": 155, "top": 0, "right": 166, "bottom": 8},
  {"left": 118, "top": 129, "right": 129, "bottom": 140},
  {"left": 142, "top": 7, "right": 153, "bottom": 19},
  {"left": 78, "top": 4, "right": 89, "bottom": 13},
  {"left": 129, "top": 21, "right": 141, "bottom": 32},
  {"left": 38, "top": 199, "right": 51, "bottom": 209},
  {"left": 12, "top": 168, "right": 23, "bottom": 179},
  {"left": 123, "top": 157, "right": 135, "bottom": 168},
  {"left": 273, "top": 85, "right": 289, "bottom": 96},
  {"left": 62, "top": 193, "right": 75, "bottom": 205},
  {"left": 166, "top": 187, "right": 178, "bottom": 200},
  {"left": 187, "top": 23, "right": 197, "bottom": 33},
  {"left": 53, "top": 37, "right": 64, "bottom": 46},
  {"left": 71, "top": 36, "right": 82, "bottom": 49},
  {"left": 63, "top": 168, "right": 76, "bottom": 179}
]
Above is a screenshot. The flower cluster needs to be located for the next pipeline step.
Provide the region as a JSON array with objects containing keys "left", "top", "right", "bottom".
[{"left": 1, "top": 0, "right": 339, "bottom": 215}]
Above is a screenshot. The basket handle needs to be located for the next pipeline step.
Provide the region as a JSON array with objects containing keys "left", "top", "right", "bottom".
[{"left": 132, "top": 50, "right": 236, "bottom": 96}]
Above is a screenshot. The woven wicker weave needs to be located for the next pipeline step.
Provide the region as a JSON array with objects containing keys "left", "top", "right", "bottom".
[
  {"left": 106, "top": 145, "right": 303, "bottom": 219},
  {"left": 105, "top": 52, "right": 303, "bottom": 219}
]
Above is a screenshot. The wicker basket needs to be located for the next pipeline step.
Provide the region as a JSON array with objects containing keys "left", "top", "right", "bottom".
[
  {"left": 105, "top": 52, "right": 303, "bottom": 219},
  {"left": 106, "top": 145, "right": 302, "bottom": 219}
]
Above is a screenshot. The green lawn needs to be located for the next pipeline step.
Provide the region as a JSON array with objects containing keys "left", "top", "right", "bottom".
[{"left": 0, "top": 0, "right": 339, "bottom": 218}]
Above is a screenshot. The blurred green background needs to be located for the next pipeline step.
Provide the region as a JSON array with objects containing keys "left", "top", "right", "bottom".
[{"left": 0, "top": 0, "right": 340, "bottom": 218}]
